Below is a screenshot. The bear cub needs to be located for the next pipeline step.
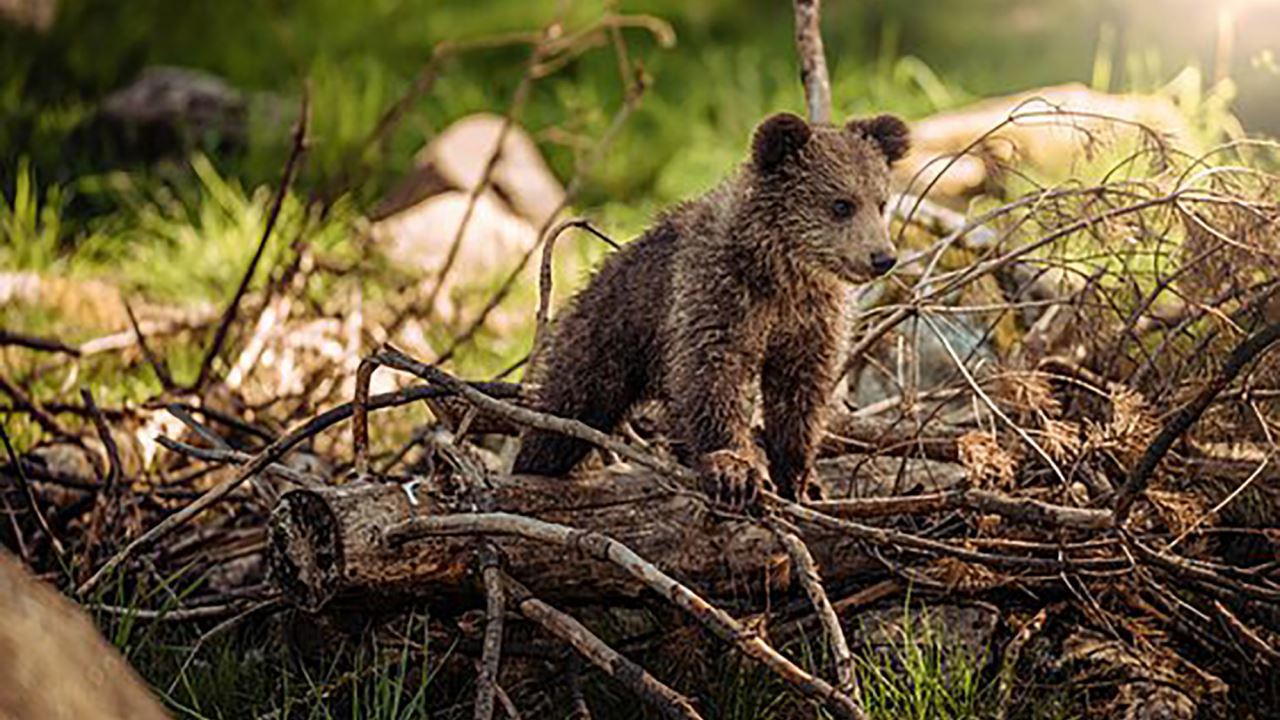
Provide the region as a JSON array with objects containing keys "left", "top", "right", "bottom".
[{"left": 513, "top": 111, "right": 910, "bottom": 506}]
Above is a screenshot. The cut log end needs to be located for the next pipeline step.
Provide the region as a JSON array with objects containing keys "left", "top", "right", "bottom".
[{"left": 270, "top": 490, "right": 345, "bottom": 612}]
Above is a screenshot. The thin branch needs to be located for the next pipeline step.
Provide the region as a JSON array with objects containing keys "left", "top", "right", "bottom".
[
  {"left": 0, "top": 328, "right": 80, "bottom": 357},
  {"left": 812, "top": 488, "right": 1112, "bottom": 530},
  {"left": 1212, "top": 600, "right": 1280, "bottom": 665},
  {"left": 777, "top": 497, "right": 1116, "bottom": 572},
  {"left": 0, "top": 372, "right": 71, "bottom": 439},
  {"left": 159, "top": 401, "right": 275, "bottom": 443},
  {"left": 155, "top": 436, "right": 318, "bottom": 487},
  {"left": 89, "top": 597, "right": 280, "bottom": 622},
  {"left": 124, "top": 299, "right": 175, "bottom": 391},
  {"left": 500, "top": 571, "right": 702, "bottom": 720},
  {"left": 1122, "top": 531, "right": 1280, "bottom": 602},
  {"left": 80, "top": 388, "right": 123, "bottom": 494},
  {"left": 165, "top": 403, "right": 232, "bottom": 450},
  {"left": 0, "top": 482, "right": 29, "bottom": 562},
  {"left": 530, "top": 218, "right": 619, "bottom": 370},
  {"left": 0, "top": 421, "right": 65, "bottom": 561},
  {"left": 475, "top": 545, "right": 506, "bottom": 720},
  {"left": 493, "top": 683, "right": 524, "bottom": 720},
  {"left": 353, "top": 356, "right": 377, "bottom": 479},
  {"left": 792, "top": 0, "right": 832, "bottom": 123},
  {"left": 194, "top": 88, "right": 310, "bottom": 391},
  {"left": 767, "top": 519, "right": 858, "bottom": 702},
  {"left": 1114, "top": 318, "right": 1280, "bottom": 523}
]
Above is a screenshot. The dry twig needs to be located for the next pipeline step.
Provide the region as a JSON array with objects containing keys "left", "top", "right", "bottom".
[
  {"left": 499, "top": 571, "right": 703, "bottom": 720},
  {"left": 475, "top": 545, "right": 506, "bottom": 720},
  {"left": 0, "top": 329, "right": 80, "bottom": 357},
  {"left": 124, "top": 299, "right": 175, "bottom": 391},
  {"left": 194, "top": 89, "right": 310, "bottom": 391},
  {"left": 1114, "top": 318, "right": 1280, "bottom": 523},
  {"left": 0, "top": 422, "right": 65, "bottom": 562},
  {"left": 767, "top": 519, "right": 859, "bottom": 701}
]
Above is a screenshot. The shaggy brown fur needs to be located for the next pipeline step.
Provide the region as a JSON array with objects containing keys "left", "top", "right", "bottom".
[{"left": 513, "top": 111, "right": 910, "bottom": 503}]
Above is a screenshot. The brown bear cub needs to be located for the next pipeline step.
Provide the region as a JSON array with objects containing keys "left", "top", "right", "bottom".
[{"left": 513, "top": 111, "right": 910, "bottom": 506}]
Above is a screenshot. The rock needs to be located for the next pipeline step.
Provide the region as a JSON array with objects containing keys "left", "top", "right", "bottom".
[
  {"left": 91, "top": 66, "right": 249, "bottom": 161},
  {"left": 370, "top": 190, "right": 541, "bottom": 321},
  {"left": 899, "top": 83, "right": 1195, "bottom": 199},
  {"left": 0, "top": 0, "right": 56, "bottom": 31},
  {"left": 376, "top": 113, "right": 566, "bottom": 227},
  {"left": 370, "top": 114, "right": 569, "bottom": 334},
  {"left": 420, "top": 113, "right": 565, "bottom": 227}
]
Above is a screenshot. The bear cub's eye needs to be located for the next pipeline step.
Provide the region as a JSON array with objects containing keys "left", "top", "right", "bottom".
[{"left": 831, "top": 198, "right": 857, "bottom": 220}]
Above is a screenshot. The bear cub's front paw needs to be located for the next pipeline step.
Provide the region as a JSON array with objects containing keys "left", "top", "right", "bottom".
[{"left": 696, "top": 449, "right": 771, "bottom": 514}]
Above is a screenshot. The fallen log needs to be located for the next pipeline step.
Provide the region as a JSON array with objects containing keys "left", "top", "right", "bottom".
[{"left": 268, "top": 454, "right": 966, "bottom": 612}]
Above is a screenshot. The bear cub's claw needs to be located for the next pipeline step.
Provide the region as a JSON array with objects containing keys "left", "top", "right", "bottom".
[{"left": 697, "top": 450, "right": 771, "bottom": 515}]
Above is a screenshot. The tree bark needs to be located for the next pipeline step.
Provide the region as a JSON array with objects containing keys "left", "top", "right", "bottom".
[
  {"left": 268, "top": 455, "right": 964, "bottom": 612},
  {"left": 793, "top": 0, "right": 832, "bottom": 123}
]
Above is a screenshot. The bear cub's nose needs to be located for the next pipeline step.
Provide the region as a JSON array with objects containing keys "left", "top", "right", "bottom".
[{"left": 870, "top": 252, "right": 897, "bottom": 276}]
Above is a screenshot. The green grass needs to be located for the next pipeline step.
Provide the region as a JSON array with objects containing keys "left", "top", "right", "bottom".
[
  {"left": 98, "top": 588, "right": 1071, "bottom": 720},
  {"left": 90, "top": 567, "right": 455, "bottom": 720},
  {"left": 113, "top": 616, "right": 448, "bottom": 720},
  {"left": 1, "top": 157, "right": 77, "bottom": 272},
  {"left": 1, "top": 153, "right": 365, "bottom": 303},
  {"left": 856, "top": 612, "right": 993, "bottom": 720}
]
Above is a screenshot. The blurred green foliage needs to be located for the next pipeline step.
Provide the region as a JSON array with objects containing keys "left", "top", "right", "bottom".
[
  {"left": 4, "top": 0, "right": 1276, "bottom": 200},
  {"left": 1, "top": 0, "right": 1271, "bottom": 372}
]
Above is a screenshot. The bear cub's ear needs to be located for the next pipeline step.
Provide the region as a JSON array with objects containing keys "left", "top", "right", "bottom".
[
  {"left": 847, "top": 114, "right": 911, "bottom": 164},
  {"left": 753, "top": 112, "right": 812, "bottom": 172}
]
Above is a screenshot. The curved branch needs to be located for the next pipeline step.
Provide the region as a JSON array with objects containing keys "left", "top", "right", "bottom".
[
  {"left": 1113, "top": 319, "right": 1280, "bottom": 523},
  {"left": 500, "top": 571, "right": 702, "bottom": 720}
]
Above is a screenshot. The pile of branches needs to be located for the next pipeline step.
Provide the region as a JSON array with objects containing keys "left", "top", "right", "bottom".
[{"left": 4, "top": 2, "right": 1280, "bottom": 719}]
